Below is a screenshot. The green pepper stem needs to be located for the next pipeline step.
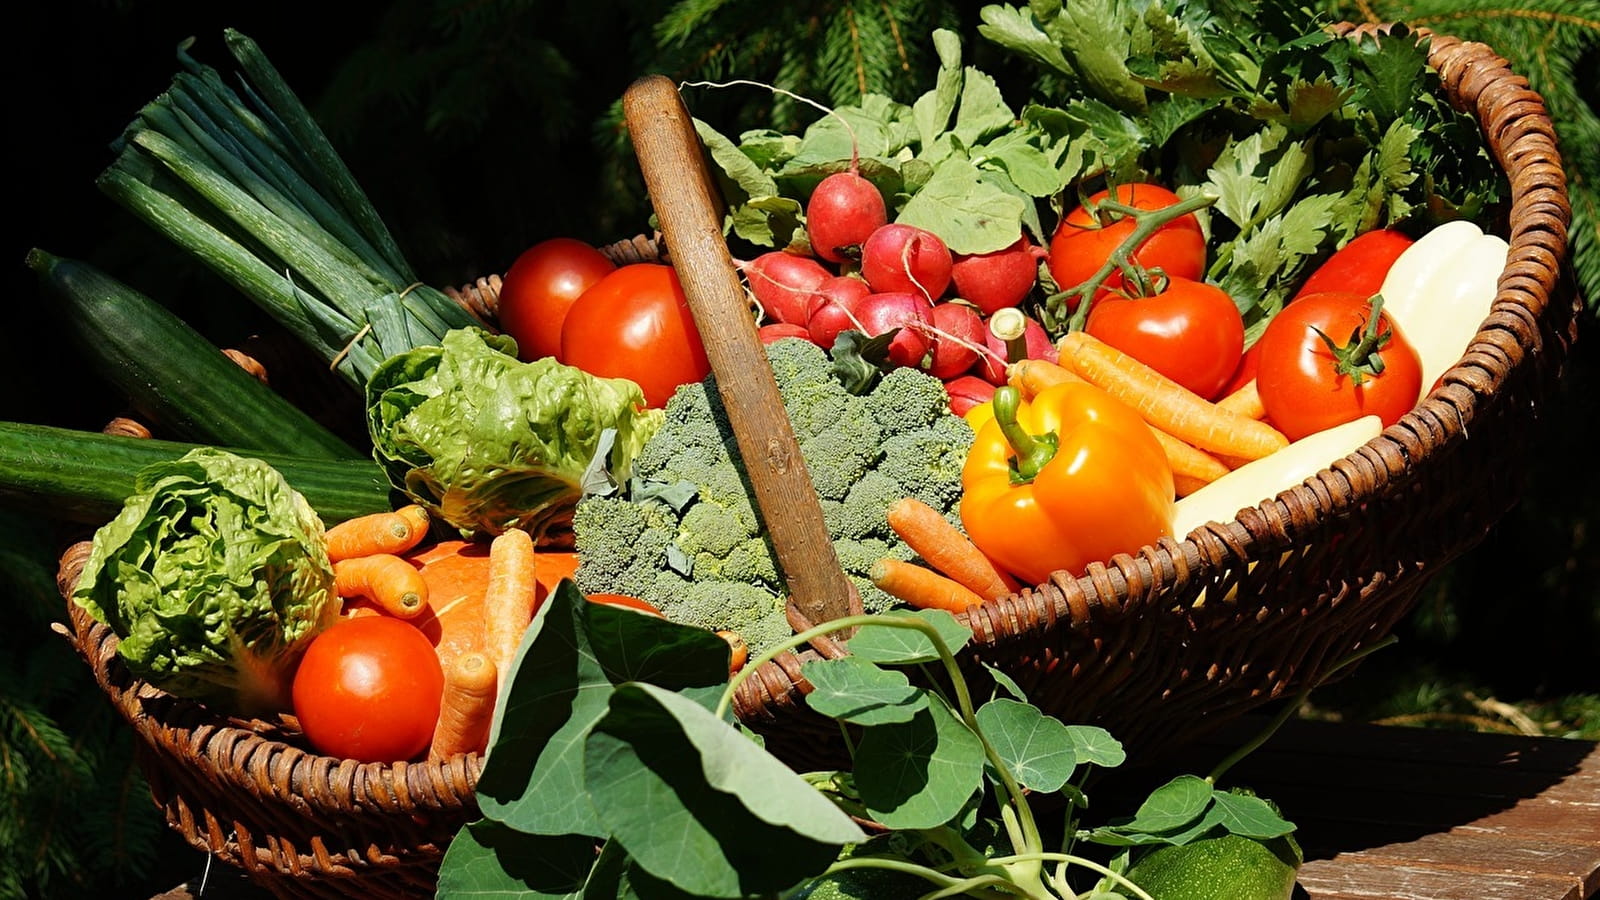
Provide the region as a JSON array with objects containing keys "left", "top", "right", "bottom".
[{"left": 992, "top": 386, "right": 1058, "bottom": 484}]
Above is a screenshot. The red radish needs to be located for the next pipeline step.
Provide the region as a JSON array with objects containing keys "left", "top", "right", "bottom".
[
  {"left": 759, "top": 322, "right": 813, "bottom": 344},
  {"left": 975, "top": 309, "right": 1057, "bottom": 385},
  {"left": 806, "top": 172, "right": 888, "bottom": 263},
  {"left": 855, "top": 291, "right": 935, "bottom": 369},
  {"left": 740, "top": 251, "right": 831, "bottom": 325},
  {"left": 945, "top": 374, "right": 997, "bottom": 417},
  {"left": 861, "top": 224, "right": 953, "bottom": 301},
  {"left": 950, "top": 237, "right": 1043, "bottom": 315},
  {"left": 807, "top": 275, "right": 873, "bottom": 349},
  {"left": 925, "top": 301, "right": 986, "bottom": 379}
]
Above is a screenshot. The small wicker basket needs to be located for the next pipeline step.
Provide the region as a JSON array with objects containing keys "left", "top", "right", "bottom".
[{"left": 56, "top": 22, "right": 1575, "bottom": 899}]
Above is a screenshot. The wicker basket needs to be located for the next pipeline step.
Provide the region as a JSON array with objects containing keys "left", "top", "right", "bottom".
[{"left": 54, "top": 22, "right": 1574, "bottom": 899}]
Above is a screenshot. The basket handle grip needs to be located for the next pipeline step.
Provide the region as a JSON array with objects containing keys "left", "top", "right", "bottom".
[{"left": 622, "top": 74, "right": 859, "bottom": 631}]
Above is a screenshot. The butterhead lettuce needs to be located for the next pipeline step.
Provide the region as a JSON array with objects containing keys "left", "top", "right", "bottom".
[
  {"left": 364, "top": 328, "right": 664, "bottom": 539},
  {"left": 72, "top": 447, "right": 340, "bottom": 718}
]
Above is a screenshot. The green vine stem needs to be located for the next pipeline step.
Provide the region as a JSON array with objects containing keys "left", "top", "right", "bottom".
[{"left": 1045, "top": 191, "right": 1219, "bottom": 333}]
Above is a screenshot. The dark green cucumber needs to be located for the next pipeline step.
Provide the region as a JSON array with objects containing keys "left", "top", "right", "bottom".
[
  {"left": 26, "top": 248, "right": 363, "bottom": 460},
  {"left": 0, "top": 421, "right": 392, "bottom": 525}
]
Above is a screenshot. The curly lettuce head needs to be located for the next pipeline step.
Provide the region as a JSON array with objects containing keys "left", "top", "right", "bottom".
[
  {"left": 365, "top": 328, "right": 664, "bottom": 539},
  {"left": 71, "top": 447, "right": 340, "bottom": 718}
]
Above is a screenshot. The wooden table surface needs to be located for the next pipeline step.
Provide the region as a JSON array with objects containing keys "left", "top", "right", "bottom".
[
  {"left": 1177, "top": 715, "right": 1600, "bottom": 900},
  {"left": 153, "top": 716, "right": 1600, "bottom": 899}
]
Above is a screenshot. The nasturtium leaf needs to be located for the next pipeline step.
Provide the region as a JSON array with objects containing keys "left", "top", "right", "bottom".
[
  {"left": 974, "top": 698, "right": 1077, "bottom": 792},
  {"left": 801, "top": 656, "right": 929, "bottom": 725},
  {"left": 1064, "top": 724, "right": 1125, "bottom": 769},
  {"left": 477, "top": 584, "right": 729, "bottom": 837},
  {"left": 846, "top": 608, "right": 972, "bottom": 664},
  {"left": 1118, "top": 775, "right": 1214, "bottom": 834},
  {"left": 586, "top": 683, "right": 862, "bottom": 897},
  {"left": 1211, "top": 789, "right": 1297, "bottom": 840},
  {"left": 855, "top": 699, "right": 986, "bottom": 829},
  {"left": 898, "top": 156, "right": 1026, "bottom": 255},
  {"left": 435, "top": 819, "right": 596, "bottom": 899},
  {"left": 980, "top": 661, "right": 1028, "bottom": 702}
]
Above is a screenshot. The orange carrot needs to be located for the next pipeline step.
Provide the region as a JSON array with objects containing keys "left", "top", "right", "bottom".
[
  {"left": 1008, "top": 358, "right": 1086, "bottom": 401},
  {"left": 886, "top": 496, "right": 1019, "bottom": 601},
  {"left": 333, "top": 553, "right": 429, "bottom": 618},
  {"left": 1148, "top": 428, "right": 1231, "bottom": 496},
  {"left": 483, "top": 528, "right": 539, "bottom": 698},
  {"left": 1216, "top": 378, "right": 1266, "bottom": 420},
  {"left": 1056, "top": 331, "right": 1289, "bottom": 461},
  {"left": 325, "top": 504, "right": 431, "bottom": 562},
  {"left": 869, "top": 557, "right": 986, "bottom": 613},
  {"left": 717, "top": 630, "right": 749, "bottom": 674},
  {"left": 427, "top": 651, "right": 498, "bottom": 761}
]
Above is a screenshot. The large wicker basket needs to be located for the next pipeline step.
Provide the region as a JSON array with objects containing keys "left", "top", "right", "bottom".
[{"left": 56, "top": 22, "right": 1574, "bottom": 899}]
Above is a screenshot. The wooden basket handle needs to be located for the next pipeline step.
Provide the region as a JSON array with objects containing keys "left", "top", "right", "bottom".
[{"left": 622, "top": 74, "right": 859, "bottom": 630}]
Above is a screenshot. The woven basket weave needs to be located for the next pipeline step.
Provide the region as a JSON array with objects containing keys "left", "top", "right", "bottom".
[{"left": 55, "top": 23, "right": 1574, "bottom": 899}]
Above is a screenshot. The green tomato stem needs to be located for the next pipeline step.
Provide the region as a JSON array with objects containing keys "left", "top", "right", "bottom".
[{"left": 1048, "top": 191, "right": 1219, "bottom": 332}]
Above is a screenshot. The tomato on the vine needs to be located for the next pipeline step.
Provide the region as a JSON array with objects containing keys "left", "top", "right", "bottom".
[
  {"left": 1047, "top": 183, "right": 1206, "bottom": 304},
  {"left": 291, "top": 616, "right": 444, "bottom": 763},
  {"left": 560, "top": 263, "right": 712, "bottom": 409},
  {"left": 1254, "top": 291, "right": 1422, "bottom": 440},
  {"left": 496, "top": 237, "right": 617, "bottom": 363},
  {"left": 1085, "top": 277, "right": 1245, "bottom": 400}
]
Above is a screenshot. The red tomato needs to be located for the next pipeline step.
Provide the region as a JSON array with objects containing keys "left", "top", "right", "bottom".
[
  {"left": 291, "top": 616, "right": 444, "bottom": 763},
  {"left": 1048, "top": 184, "right": 1205, "bottom": 304},
  {"left": 1255, "top": 291, "right": 1422, "bottom": 440},
  {"left": 1219, "top": 342, "right": 1261, "bottom": 399},
  {"left": 496, "top": 238, "right": 617, "bottom": 362},
  {"left": 1085, "top": 277, "right": 1245, "bottom": 400},
  {"left": 561, "top": 263, "right": 712, "bottom": 409},
  {"left": 1294, "top": 229, "right": 1414, "bottom": 300}
]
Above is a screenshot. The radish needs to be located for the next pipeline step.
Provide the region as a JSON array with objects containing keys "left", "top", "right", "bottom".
[
  {"left": 945, "top": 374, "right": 997, "bottom": 417},
  {"left": 854, "top": 291, "right": 935, "bottom": 369},
  {"left": 740, "top": 251, "right": 832, "bottom": 326},
  {"left": 805, "top": 171, "right": 888, "bottom": 263},
  {"left": 860, "top": 223, "right": 953, "bottom": 301},
  {"left": 807, "top": 274, "right": 873, "bottom": 349},
  {"left": 951, "top": 237, "right": 1044, "bottom": 315},
  {"left": 759, "top": 322, "right": 813, "bottom": 344},
  {"left": 975, "top": 308, "right": 1057, "bottom": 385},
  {"left": 925, "top": 301, "right": 986, "bottom": 380}
]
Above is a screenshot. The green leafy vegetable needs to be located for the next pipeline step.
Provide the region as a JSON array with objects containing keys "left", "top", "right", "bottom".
[
  {"left": 70, "top": 447, "right": 340, "bottom": 718},
  {"left": 364, "top": 328, "right": 665, "bottom": 540}
]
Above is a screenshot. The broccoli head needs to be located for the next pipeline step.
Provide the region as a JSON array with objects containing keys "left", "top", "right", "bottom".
[{"left": 573, "top": 338, "right": 974, "bottom": 654}]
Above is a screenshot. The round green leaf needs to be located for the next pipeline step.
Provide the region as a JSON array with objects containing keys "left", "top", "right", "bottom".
[{"left": 855, "top": 700, "right": 986, "bottom": 829}]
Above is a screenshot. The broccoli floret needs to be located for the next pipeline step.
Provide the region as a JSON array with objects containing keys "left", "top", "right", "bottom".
[
  {"left": 877, "top": 415, "right": 976, "bottom": 512},
  {"left": 866, "top": 364, "right": 954, "bottom": 434},
  {"left": 574, "top": 340, "right": 974, "bottom": 654}
]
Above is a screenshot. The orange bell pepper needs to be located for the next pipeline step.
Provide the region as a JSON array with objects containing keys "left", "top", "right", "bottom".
[{"left": 960, "top": 382, "right": 1174, "bottom": 586}]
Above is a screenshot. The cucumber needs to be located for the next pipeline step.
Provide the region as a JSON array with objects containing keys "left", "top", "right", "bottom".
[
  {"left": 0, "top": 421, "right": 392, "bottom": 525},
  {"left": 26, "top": 248, "right": 363, "bottom": 460}
]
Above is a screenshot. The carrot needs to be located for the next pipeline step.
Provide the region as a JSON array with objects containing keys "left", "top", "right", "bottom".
[
  {"left": 1216, "top": 378, "right": 1266, "bottom": 420},
  {"left": 886, "top": 496, "right": 1019, "bottom": 601},
  {"left": 717, "top": 630, "right": 749, "bottom": 674},
  {"left": 1056, "top": 331, "right": 1289, "bottom": 461},
  {"left": 869, "top": 557, "right": 987, "bottom": 613},
  {"left": 427, "top": 651, "right": 498, "bottom": 761},
  {"left": 483, "top": 528, "right": 539, "bottom": 698},
  {"left": 333, "top": 553, "right": 429, "bottom": 618},
  {"left": 325, "top": 504, "right": 431, "bottom": 562},
  {"left": 1007, "top": 358, "right": 1085, "bottom": 401},
  {"left": 1148, "top": 428, "right": 1231, "bottom": 496}
]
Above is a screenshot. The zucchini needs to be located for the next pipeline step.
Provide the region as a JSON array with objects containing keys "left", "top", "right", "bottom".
[
  {"left": 0, "top": 421, "right": 392, "bottom": 525},
  {"left": 26, "top": 248, "right": 363, "bottom": 460}
]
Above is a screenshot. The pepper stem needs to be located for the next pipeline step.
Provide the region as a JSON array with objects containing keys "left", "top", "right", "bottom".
[{"left": 992, "top": 386, "right": 1058, "bottom": 484}]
